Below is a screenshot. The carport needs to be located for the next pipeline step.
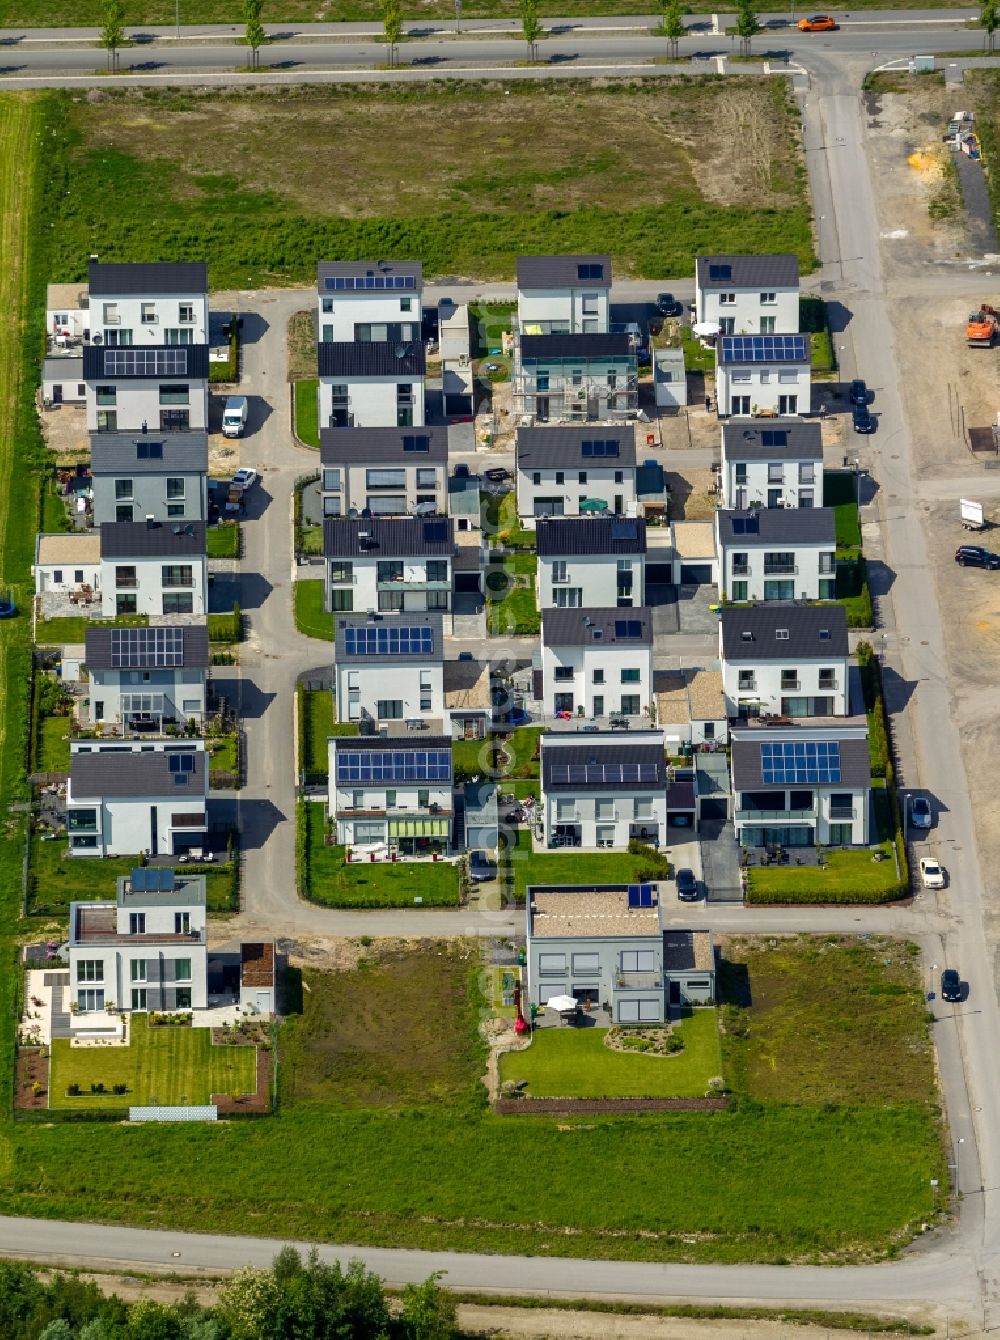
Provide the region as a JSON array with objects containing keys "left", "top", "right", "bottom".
[{"left": 667, "top": 775, "right": 698, "bottom": 830}]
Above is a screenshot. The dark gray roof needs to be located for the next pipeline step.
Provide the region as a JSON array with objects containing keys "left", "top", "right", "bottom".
[
  {"left": 696, "top": 254, "right": 799, "bottom": 290},
  {"left": 83, "top": 345, "right": 210, "bottom": 380},
  {"left": 542, "top": 606, "right": 652, "bottom": 647},
  {"left": 721, "top": 419, "right": 823, "bottom": 461},
  {"left": 71, "top": 747, "right": 207, "bottom": 798},
  {"left": 323, "top": 516, "right": 454, "bottom": 559},
  {"left": 318, "top": 341, "right": 425, "bottom": 378},
  {"left": 316, "top": 260, "right": 423, "bottom": 290},
  {"left": 516, "top": 254, "right": 612, "bottom": 290},
  {"left": 100, "top": 519, "right": 206, "bottom": 559},
  {"left": 334, "top": 613, "right": 444, "bottom": 664},
  {"left": 88, "top": 261, "right": 207, "bottom": 297},
  {"left": 85, "top": 623, "right": 210, "bottom": 671},
  {"left": 716, "top": 508, "right": 835, "bottom": 546},
  {"left": 541, "top": 738, "right": 666, "bottom": 792},
  {"left": 90, "top": 431, "right": 209, "bottom": 475},
  {"left": 516, "top": 426, "right": 636, "bottom": 469},
  {"left": 731, "top": 734, "right": 870, "bottom": 790},
  {"left": 519, "top": 333, "right": 632, "bottom": 361},
  {"left": 332, "top": 734, "right": 452, "bottom": 753},
  {"left": 720, "top": 605, "right": 848, "bottom": 660},
  {"left": 319, "top": 426, "right": 446, "bottom": 465},
  {"left": 536, "top": 516, "right": 646, "bottom": 557}
]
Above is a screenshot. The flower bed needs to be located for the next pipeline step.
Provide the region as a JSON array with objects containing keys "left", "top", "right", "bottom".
[{"left": 605, "top": 1024, "right": 684, "bottom": 1057}]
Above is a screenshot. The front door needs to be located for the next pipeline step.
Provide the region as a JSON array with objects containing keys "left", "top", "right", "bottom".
[
  {"left": 150, "top": 807, "right": 158, "bottom": 853},
  {"left": 593, "top": 694, "right": 604, "bottom": 717},
  {"left": 535, "top": 396, "right": 550, "bottom": 421},
  {"left": 668, "top": 980, "right": 681, "bottom": 1006},
  {"left": 52, "top": 384, "right": 63, "bottom": 404},
  {"left": 779, "top": 394, "right": 798, "bottom": 414}
]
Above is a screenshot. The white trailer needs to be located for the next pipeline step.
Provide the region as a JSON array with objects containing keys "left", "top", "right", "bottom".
[{"left": 961, "top": 498, "right": 985, "bottom": 531}]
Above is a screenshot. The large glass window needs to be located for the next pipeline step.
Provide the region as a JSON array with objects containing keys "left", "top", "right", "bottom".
[
  {"left": 162, "top": 565, "right": 193, "bottom": 587},
  {"left": 77, "top": 988, "right": 105, "bottom": 1012},
  {"left": 130, "top": 960, "right": 147, "bottom": 983},
  {"left": 162, "top": 592, "right": 194, "bottom": 615},
  {"left": 166, "top": 478, "right": 185, "bottom": 500},
  {"left": 77, "top": 960, "right": 103, "bottom": 982},
  {"left": 115, "top": 478, "right": 133, "bottom": 500},
  {"left": 159, "top": 385, "right": 189, "bottom": 405},
  {"left": 174, "top": 958, "right": 192, "bottom": 981}
]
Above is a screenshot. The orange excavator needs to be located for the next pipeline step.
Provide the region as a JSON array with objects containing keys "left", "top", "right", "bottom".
[{"left": 967, "top": 305, "right": 998, "bottom": 347}]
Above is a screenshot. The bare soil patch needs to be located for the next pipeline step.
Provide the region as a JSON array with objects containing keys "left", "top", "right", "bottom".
[
  {"left": 39, "top": 403, "right": 87, "bottom": 458},
  {"left": 14, "top": 1046, "right": 48, "bottom": 1110},
  {"left": 666, "top": 467, "right": 717, "bottom": 520}
]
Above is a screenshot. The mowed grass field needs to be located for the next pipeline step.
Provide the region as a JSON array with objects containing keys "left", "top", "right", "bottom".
[
  {"left": 2, "top": 940, "right": 946, "bottom": 1262},
  {"left": 50, "top": 1017, "right": 257, "bottom": 1110},
  {"left": 44, "top": 81, "right": 814, "bottom": 284}
]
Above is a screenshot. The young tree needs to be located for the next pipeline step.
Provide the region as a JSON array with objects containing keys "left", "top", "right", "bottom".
[
  {"left": 243, "top": 0, "right": 266, "bottom": 69},
  {"left": 381, "top": 0, "right": 403, "bottom": 66},
  {"left": 735, "top": 0, "right": 760, "bottom": 56},
  {"left": 400, "top": 1273, "right": 460, "bottom": 1340},
  {"left": 983, "top": 0, "right": 999, "bottom": 52},
  {"left": 519, "top": 0, "right": 542, "bottom": 61},
  {"left": 99, "top": 0, "right": 127, "bottom": 72},
  {"left": 661, "top": 0, "right": 686, "bottom": 60}
]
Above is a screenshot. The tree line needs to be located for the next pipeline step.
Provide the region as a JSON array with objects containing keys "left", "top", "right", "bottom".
[{"left": 0, "top": 1250, "right": 458, "bottom": 1340}]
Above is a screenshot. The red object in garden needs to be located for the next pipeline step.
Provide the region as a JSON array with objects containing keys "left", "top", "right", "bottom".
[{"left": 513, "top": 981, "right": 529, "bottom": 1034}]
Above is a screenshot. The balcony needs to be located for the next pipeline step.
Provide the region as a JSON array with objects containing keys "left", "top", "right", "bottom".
[
  {"left": 614, "top": 971, "right": 664, "bottom": 990},
  {"left": 732, "top": 566, "right": 749, "bottom": 578},
  {"left": 114, "top": 577, "right": 138, "bottom": 589},
  {"left": 780, "top": 679, "right": 800, "bottom": 692},
  {"left": 376, "top": 577, "right": 450, "bottom": 591},
  {"left": 829, "top": 806, "right": 856, "bottom": 821},
  {"left": 329, "top": 573, "right": 357, "bottom": 586},
  {"left": 735, "top": 808, "right": 815, "bottom": 823},
  {"left": 339, "top": 804, "right": 454, "bottom": 818},
  {"left": 764, "top": 563, "right": 798, "bottom": 576}
]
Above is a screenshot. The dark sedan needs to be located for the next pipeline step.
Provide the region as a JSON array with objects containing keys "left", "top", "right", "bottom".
[
  {"left": 849, "top": 378, "right": 868, "bottom": 406},
  {"left": 955, "top": 545, "right": 1000, "bottom": 570},
  {"left": 852, "top": 404, "right": 876, "bottom": 434},
  {"left": 940, "top": 968, "right": 963, "bottom": 1003},
  {"left": 675, "top": 868, "right": 700, "bottom": 902}
]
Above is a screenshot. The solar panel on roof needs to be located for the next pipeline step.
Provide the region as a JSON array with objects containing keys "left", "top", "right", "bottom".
[
  {"left": 581, "top": 439, "right": 619, "bottom": 458},
  {"left": 323, "top": 274, "right": 416, "bottom": 291},
  {"left": 760, "top": 740, "right": 841, "bottom": 785},
  {"left": 610, "top": 520, "right": 638, "bottom": 540},
  {"left": 731, "top": 515, "right": 759, "bottom": 535},
  {"left": 548, "top": 761, "right": 659, "bottom": 785},
  {"left": 402, "top": 434, "right": 430, "bottom": 452},
  {"left": 577, "top": 263, "right": 604, "bottom": 280},
  {"left": 423, "top": 520, "right": 449, "bottom": 543},
  {"left": 760, "top": 430, "right": 788, "bottom": 447},
  {"left": 343, "top": 625, "right": 434, "bottom": 657},
  {"left": 136, "top": 440, "right": 163, "bottom": 459},
  {"left": 168, "top": 753, "right": 196, "bottom": 774},
  {"left": 708, "top": 263, "right": 732, "bottom": 281},
  {"left": 336, "top": 748, "right": 451, "bottom": 784},
  {"left": 627, "top": 884, "right": 641, "bottom": 908},
  {"left": 614, "top": 619, "right": 642, "bottom": 638},
  {"left": 131, "top": 867, "right": 175, "bottom": 892},
  {"left": 110, "top": 626, "right": 185, "bottom": 669},
  {"left": 639, "top": 883, "right": 654, "bottom": 908},
  {"left": 720, "top": 335, "right": 807, "bottom": 364},
  {"left": 104, "top": 348, "right": 188, "bottom": 377}
]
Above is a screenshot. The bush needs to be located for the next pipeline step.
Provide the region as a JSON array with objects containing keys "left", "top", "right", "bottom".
[
  {"left": 67, "top": 1083, "right": 80, "bottom": 1096},
  {"left": 90, "top": 1082, "right": 104, "bottom": 1094},
  {"left": 113, "top": 1083, "right": 127, "bottom": 1095},
  {"left": 627, "top": 838, "right": 671, "bottom": 879}
]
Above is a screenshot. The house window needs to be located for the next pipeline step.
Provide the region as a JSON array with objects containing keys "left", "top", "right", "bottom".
[
  {"left": 819, "top": 552, "right": 835, "bottom": 575},
  {"left": 620, "top": 694, "right": 640, "bottom": 714},
  {"left": 553, "top": 588, "right": 582, "bottom": 608},
  {"left": 634, "top": 798, "right": 653, "bottom": 820},
  {"left": 130, "top": 960, "right": 147, "bottom": 983},
  {"left": 163, "top": 593, "right": 194, "bottom": 615},
  {"left": 115, "top": 565, "right": 137, "bottom": 589},
  {"left": 595, "top": 799, "right": 615, "bottom": 821},
  {"left": 703, "top": 722, "right": 716, "bottom": 740},
  {"left": 767, "top": 463, "right": 784, "bottom": 484},
  {"left": 159, "top": 384, "right": 189, "bottom": 405},
  {"left": 426, "top": 591, "right": 448, "bottom": 611},
  {"left": 175, "top": 912, "right": 190, "bottom": 935},
  {"left": 96, "top": 386, "right": 117, "bottom": 406},
  {"left": 719, "top": 293, "right": 736, "bottom": 305},
  {"left": 77, "top": 988, "right": 105, "bottom": 1013},
  {"left": 737, "top": 670, "right": 755, "bottom": 691},
  {"left": 115, "top": 479, "right": 133, "bottom": 500},
  {"left": 553, "top": 666, "right": 574, "bottom": 682},
  {"left": 800, "top": 489, "right": 814, "bottom": 508},
  {"left": 400, "top": 297, "right": 412, "bottom": 312},
  {"left": 592, "top": 668, "right": 605, "bottom": 685},
  {"left": 167, "top": 503, "right": 185, "bottom": 518},
  {"left": 102, "top": 303, "right": 119, "bottom": 324},
  {"left": 141, "top": 302, "right": 157, "bottom": 323},
  {"left": 620, "top": 668, "right": 640, "bottom": 683},
  {"left": 778, "top": 371, "right": 798, "bottom": 384},
  {"left": 323, "top": 468, "right": 342, "bottom": 491},
  {"left": 76, "top": 960, "right": 103, "bottom": 982},
  {"left": 68, "top": 808, "right": 98, "bottom": 832},
  {"left": 538, "top": 953, "right": 567, "bottom": 974},
  {"left": 179, "top": 303, "right": 195, "bottom": 323},
  {"left": 367, "top": 468, "right": 406, "bottom": 489},
  {"left": 131, "top": 988, "right": 147, "bottom": 1011},
  {"left": 174, "top": 958, "right": 192, "bottom": 981},
  {"left": 330, "top": 589, "right": 353, "bottom": 612},
  {"left": 620, "top": 950, "right": 657, "bottom": 973},
  {"left": 554, "top": 471, "right": 564, "bottom": 486},
  {"left": 426, "top": 560, "right": 448, "bottom": 583},
  {"left": 160, "top": 410, "right": 189, "bottom": 430},
  {"left": 532, "top": 472, "right": 541, "bottom": 486},
  {"left": 818, "top": 668, "right": 837, "bottom": 689},
  {"left": 377, "top": 700, "right": 404, "bottom": 720},
  {"left": 732, "top": 552, "right": 749, "bottom": 576},
  {"left": 780, "top": 669, "right": 799, "bottom": 690},
  {"left": 578, "top": 471, "right": 587, "bottom": 485},
  {"left": 166, "top": 478, "right": 185, "bottom": 500},
  {"left": 97, "top": 411, "right": 118, "bottom": 432},
  {"left": 731, "top": 581, "right": 748, "bottom": 601},
  {"left": 760, "top": 292, "right": 776, "bottom": 305},
  {"left": 162, "top": 565, "right": 193, "bottom": 587},
  {"left": 129, "top": 913, "right": 146, "bottom": 935},
  {"left": 572, "top": 952, "right": 601, "bottom": 973},
  {"left": 551, "top": 560, "right": 568, "bottom": 584},
  {"left": 415, "top": 468, "right": 437, "bottom": 489},
  {"left": 329, "top": 562, "right": 353, "bottom": 584},
  {"left": 117, "top": 505, "right": 133, "bottom": 522},
  {"left": 619, "top": 999, "right": 660, "bottom": 1023},
  {"left": 760, "top": 316, "right": 776, "bottom": 335},
  {"left": 734, "top": 463, "right": 747, "bottom": 484},
  {"left": 799, "top": 462, "right": 815, "bottom": 484},
  {"left": 164, "top": 328, "right": 193, "bottom": 345},
  {"left": 555, "top": 798, "right": 577, "bottom": 822},
  {"left": 582, "top": 294, "right": 599, "bottom": 315},
  {"left": 322, "top": 297, "right": 333, "bottom": 313},
  {"left": 731, "top": 370, "right": 751, "bottom": 383}
]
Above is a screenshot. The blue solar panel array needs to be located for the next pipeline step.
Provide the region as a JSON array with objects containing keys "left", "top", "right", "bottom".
[
  {"left": 760, "top": 740, "right": 841, "bottom": 785},
  {"left": 627, "top": 883, "right": 655, "bottom": 908},
  {"left": 336, "top": 748, "right": 451, "bottom": 783},
  {"left": 720, "top": 335, "right": 807, "bottom": 363},
  {"left": 130, "top": 867, "right": 176, "bottom": 893},
  {"left": 324, "top": 275, "right": 416, "bottom": 291},
  {"left": 581, "top": 439, "right": 619, "bottom": 458},
  {"left": 614, "top": 620, "right": 643, "bottom": 639},
  {"left": 343, "top": 625, "right": 434, "bottom": 657}
]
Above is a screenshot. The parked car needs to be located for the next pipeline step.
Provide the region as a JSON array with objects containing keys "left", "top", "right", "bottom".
[
  {"left": 798, "top": 14, "right": 837, "bottom": 30},
  {"left": 453, "top": 463, "right": 471, "bottom": 479},
  {"left": 910, "top": 795, "right": 933, "bottom": 830},
  {"left": 940, "top": 968, "right": 963, "bottom": 1003},
  {"left": 675, "top": 868, "right": 699, "bottom": 902},
  {"left": 231, "top": 467, "right": 258, "bottom": 491},
  {"left": 656, "top": 292, "right": 682, "bottom": 316},
  {"left": 955, "top": 545, "right": 1000, "bottom": 569},
  {"left": 484, "top": 467, "right": 511, "bottom": 484},
  {"left": 468, "top": 850, "right": 497, "bottom": 882},
  {"left": 852, "top": 404, "right": 876, "bottom": 434},
  {"left": 849, "top": 379, "right": 868, "bottom": 406},
  {"left": 919, "top": 856, "right": 946, "bottom": 889}
]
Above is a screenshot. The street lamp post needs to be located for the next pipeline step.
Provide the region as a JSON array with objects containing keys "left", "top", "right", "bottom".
[
  {"left": 956, "top": 1137, "right": 965, "bottom": 1195},
  {"left": 176, "top": 0, "right": 180, "bottom": 40},
  {"left": 455, "top": 0, "right": 462, "bottom": 34}
]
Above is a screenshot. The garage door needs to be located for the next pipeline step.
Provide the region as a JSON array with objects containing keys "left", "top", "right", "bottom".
[
  {"left": 680, "top": 564, "right": 713, "bottom": 584},
  {"left": 699, "top": 799, "right": 728, "bottom": 822},
  {"left": 646, "top": 563, "right": 673, "bottom": 585},
  {"left": 455, "top": 572, "right": 481, "bottom": 593}
]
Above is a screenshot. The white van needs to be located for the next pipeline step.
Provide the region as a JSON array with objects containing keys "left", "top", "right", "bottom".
[{"left": 222, "top": 395, "right": 248, "bottom": 438}]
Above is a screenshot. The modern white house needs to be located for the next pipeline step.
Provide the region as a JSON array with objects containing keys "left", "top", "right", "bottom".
[
  {"left": 317, "top": 259, "right": 423, "bottom": 342},
  {"left": 540, "top": 607, "right": 653, "bottom": 721},
  {"left": 540, "top": 732, "right": 668, "bottom": 850},
  {"left": 68, "top": 867, "right": 208, "bottom": 1017},
  {"left": 317, "top": 341, "right": 426, "bottom": 430},
  {"left": 526, "top": 884, "right": 716, "bottom": 1019},
  {"left": 333, "top": 614, "right": 445, "bottom": 725},
  {"left": 695, "top": 254, "right": 800, "bottom": 335},
  {"left": 323, "top": 515, "right": 454, "bottom": 615},
  {"left": 715, "top": 333, "right": 811, "bottom": 419},
  {"left": 536, "top": 516, "right": 646, "bottom": 609},
  {"left": 46, "top": 280, "right": 90, "bottom": 348},
  {"left": 34, "top": 533, "right": 102, "bottom": 602},
  {"left": 719, "top": 605, "right": 850, "bottom": 719},
  {"left": 730, "top": 720, "right": 871, "bottom": 848},
  {"left": 87, "top": 260, "right": 209, "bottom": 346},
  {"left": 515, "top": 426, "right": 637, "bottom": 524},
  {"left": 516, "top": 254, "right": 612, "bottom": 335},
  {"left": 84, "top": 623, "right": 210, "bottom": 732},
  {"left": 715, "top": 508, "right": 837, "bottom": 603},
  {"left": 327, "top": 736, "right": 454, "bottom": 856},
  {"left": 319, "top": 426, "right": 447, "bottom": 518},
  {"left": 42, "top": 356, "right": 86, "bottom": 406},
  {"left": 720, "top": 419, "right": 824, "bottom": 509},
  {"left": 99, "top": 519, "right": 207, "bottom": 618},
  {"left": 512, "top": 333, "right": 638, "bottom": 422},
  {"left": 90, "top": 430, "right": 209, "bottom": 525},
  {"left": 66, "top": 739, "right": 208, "bottom": 857}
]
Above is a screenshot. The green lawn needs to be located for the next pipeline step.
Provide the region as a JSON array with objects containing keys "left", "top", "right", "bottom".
[
  {"left": 34, "top": 713, "right": 70, "bottom": 772},
  {"left": 486, "top": 551, "right": 539, "bottom": 634},
  {"left": 298, "top": 687, "right": 342, "bottom": 783},
  {"left": 745, "top": 848, "right": 904, "bottom": 905},
  {"left": 824, "top": 470, "right": 862, "bottom": 551},
  {"left": 294, "top": 579, "right": 334, "bottom": 642},
  {"left": 503, "top": 829, "right": 670, "bottom": 902},
  {"left": 206, "top": 521, "right": 240, "bottom": 559},
  {"left": 800, "top": 296, "right": 837, "bottom": 375},
  {"left": 35, "top": 614, "right": 148, "bottom": 645},
  {"left": 835, "top": 555, "right": 874, "bottom": 628},
  {"left": 452, "top": 735, "right": 495, "bottom": 781},
  {"left": 298, "top": 802, "right": 460, "bottom": 908},
  {"left": 207, "top": 731, "right": 239, "bottom": 784},
  {"left": 26, "top": 835, "right": 237, "bottom": 917},
  {"left": 41, "top": 476, "right": 72, "bottom": 533},
  {"left": 295, "top": 378, "right": 320, "bottom": 449},
  {"left": 482, "top": 491, "right": 536, "bottom": 550},
  {"left": 50, "top": 1016, "right": 257, "bottom": 1110},
  {"left": 206, "top": 608, "right": 243, "bottom": 644},
  {"left": 500, "top": 1010, "right": 723, "bottom": 1099},
  {"left": 495, "top": 725, "right": 543, "bottom": 778}
]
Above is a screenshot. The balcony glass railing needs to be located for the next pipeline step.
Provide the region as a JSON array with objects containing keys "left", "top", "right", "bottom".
[{"left": 735, "top": 808, "right": 815, "bottom": 822}]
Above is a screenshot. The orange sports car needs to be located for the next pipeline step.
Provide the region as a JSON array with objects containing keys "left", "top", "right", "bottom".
[{"left": 798, "top": 15, "right": 838, "bottom": 31}]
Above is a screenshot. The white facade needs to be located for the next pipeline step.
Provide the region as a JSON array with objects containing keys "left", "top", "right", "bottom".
[
  {"left": 537, "top": 551, "right": 645, "bottom": 610},
  {"left": 87, "top": 379, "right": 209, "bottom": 434},
  {"left": 695, "top": 256, "right": 799, "bottom": 334},
  {"left": 518, "top": 463, "right": 636, "bottom": 525},
  {"left": 716, "top": 358, "right": 811, "bottom": 418},
  {"left": 540, "top": 635, "right": 653, "bottom": 719},
  {"left": 322, "top": 458, "right": 444, "bottom": 517},
  {"left": 34, "top": 534, "right": 101, "bottom": 597},
  {"left": 327, "top": 553, "right": 452, "bottom": 615},
  {"left": 89, "top": 666, "right": 208, "bottom": 731},
  {"left": 101, "top": 553, "right": 207, "bottom": 618},
  {"left": 335, "top": 660, "right": 445, "bottom": 724},
  {"left": 327, "top": 738, "right": 454, "bottom": 855},
  {"left": 317, "top": 375, "right": 425, "bottom": 432},
  {"left": 317, "top": 273, "right": 422, "bottom": 343},
  {"left": 518, "top": 286, "right": 610, "bottom": 335},
  {"left": 540, "top": 733, "right": 667, "bottom": 851},
  {"left": 721, "top": 651, "right": 850, "bottom": 719},
  {"left": 716, "top": 523, "right": 837, "bottom": 604},
  {"left": 90, "top": 292, "right": 208, "bottom": 347},
  {"left": 721, "top": 444, "right": 824, "bottom": 510}
]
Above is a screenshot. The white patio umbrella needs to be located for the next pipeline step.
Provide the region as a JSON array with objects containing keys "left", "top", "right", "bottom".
[
  {"left": 546, "top": 995, "right": 578, "bottom": 1013},
  {"left": 693, "top": 320, "right": 721, "bottom": 338}
]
